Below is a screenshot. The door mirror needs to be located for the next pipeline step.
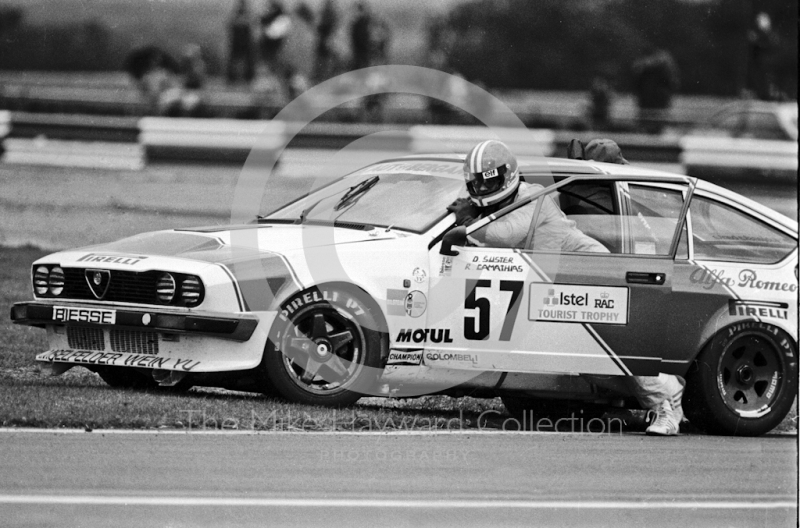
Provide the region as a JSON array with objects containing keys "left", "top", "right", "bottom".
[{"left": 440, "top": 226, "right": 467, "bottom": 256}]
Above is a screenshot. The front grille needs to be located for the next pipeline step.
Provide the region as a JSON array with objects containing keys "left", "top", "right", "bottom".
[
  {"left": 62, "top": 268, "right": 159, "bottom": 304},
  {"left": 67, "top": 327, "right": 105, "bottom": 351},
  {"left": 110, "top": 330, "right": 159, "bottom": 355}
]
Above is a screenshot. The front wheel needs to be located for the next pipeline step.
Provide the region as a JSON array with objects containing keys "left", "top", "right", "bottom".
[
  {"left": 261, "top": 286, "right": 386, "bottom": 407},
  {"left": 684, "top": 322, "right": 798, "bottom": 436}
]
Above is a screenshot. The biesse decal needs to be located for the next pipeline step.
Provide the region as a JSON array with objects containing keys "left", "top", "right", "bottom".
[
  {"left": 528, "top": 283, "right": 628, "bottom": 325},
  {"left": 395, "top": 328, "right": 454, "bottom": 344},
  {"left": 53, "top": 306, "right": 116, "bottom": 325}
]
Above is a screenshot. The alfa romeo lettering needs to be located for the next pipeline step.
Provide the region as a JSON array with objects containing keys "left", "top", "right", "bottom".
[
  {"left": 53, "top": 306, "right": 116, "bottom": 324},
  {"left": 690, "top": 268, "right": 798, "bottom": 292}
]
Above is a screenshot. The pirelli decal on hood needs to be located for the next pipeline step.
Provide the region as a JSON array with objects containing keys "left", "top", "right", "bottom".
[
  {"left": 528, "top": 283, "right": 629, "bottom": 325},
  {"left": 77, "top": 253, "right": 148, "bottom": 266}
]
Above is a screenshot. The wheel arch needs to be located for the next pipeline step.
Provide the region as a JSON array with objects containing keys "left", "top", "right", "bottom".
[{"left": 692, "top": 308, "right": 799, "bottom": 371}]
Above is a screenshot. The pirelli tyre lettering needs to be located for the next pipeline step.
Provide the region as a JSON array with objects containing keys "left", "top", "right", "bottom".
[
  {"left": 262, "top": 285, "right": 387, "bottom": 406},
  {"left": 684, "top": 321, "right": 798, "bottom": 436}
]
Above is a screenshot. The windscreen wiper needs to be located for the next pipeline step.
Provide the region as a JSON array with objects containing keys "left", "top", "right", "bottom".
[{"left": 334, "top": 176, "right": 379, "bottom": 212}]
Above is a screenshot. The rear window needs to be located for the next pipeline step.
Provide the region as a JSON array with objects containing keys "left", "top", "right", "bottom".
[{"left": 689, "top": 197, "right": 797, "bottom": 264}]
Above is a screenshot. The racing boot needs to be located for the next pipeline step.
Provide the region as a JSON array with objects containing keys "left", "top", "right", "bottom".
[
  {"left": 671, "top": 386, "right": 685, "bottom": 424},
  {"left": 645, "top": 398, "right": 680, "bottom": 436}
]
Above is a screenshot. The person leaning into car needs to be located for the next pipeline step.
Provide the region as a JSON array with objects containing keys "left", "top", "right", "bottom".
[{"left": 446, "top": 139, "right": 685, "bottom": 435}]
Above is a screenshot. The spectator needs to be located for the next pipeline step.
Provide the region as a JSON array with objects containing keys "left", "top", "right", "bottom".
[
  {"left": 227, "top": 0, "right": 255, "bottom": 84},
  {"left": 259, "top": 0, "right": 292, "bottom": 79},
  {"left": 314, "top": 0, "right": 339, "bottom": 82},
  {"left": 631, "top": 47, "right": 679, "bottom": 133},
  {"left": 588, "top": 75, "right": 612, "bottom": 130},
  {"left": 124, "top": 45, "right": 183, "bottom": 116},
  {"left": 179, "top": 44, "right": 207, "bottom": 117},
  {"left": 350, "top": 1, "right": 373, "bottom": 70},
  {"left": 746, "top": 12, "right": 778, "bottom": 101}
]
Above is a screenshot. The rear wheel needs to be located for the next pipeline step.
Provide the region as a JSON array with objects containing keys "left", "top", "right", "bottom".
[
  {"left": 685, "top": 322, "right": 798, "bottom": 436},
  {"left": 262, "top": 286, "right": 386, "bottom": 407}
]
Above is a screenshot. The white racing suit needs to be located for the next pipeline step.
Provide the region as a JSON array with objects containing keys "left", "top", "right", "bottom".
[{"left": 473, "top": 182, "right": 685, "bottom": 415}]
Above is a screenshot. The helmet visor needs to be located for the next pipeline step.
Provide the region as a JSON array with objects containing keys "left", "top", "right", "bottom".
[{"left": 466, "top": 165, "right": 507, "bottom": 197}]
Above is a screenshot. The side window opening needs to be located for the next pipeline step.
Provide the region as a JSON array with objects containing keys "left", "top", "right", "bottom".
[
  {"left": 555, "top": 181, "right": 620, "bottom": 254},
  {"left": 689, "top": 196, "right": 796, "bottom": 264},
  {"left": 626, "top": 185, "right": 685, "bottom": 256}
]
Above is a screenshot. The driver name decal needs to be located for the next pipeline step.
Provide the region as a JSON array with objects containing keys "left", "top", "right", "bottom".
[{"left": 528, "top": 283, "right": 629, "bottom": 325}]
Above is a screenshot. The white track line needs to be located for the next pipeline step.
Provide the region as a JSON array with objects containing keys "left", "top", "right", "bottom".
[
  {"left": 0, "top": 428, "right": 629, "bottom": 436},
  {"left": 0, "top": 496, "right": 795, "bottom": 509}
]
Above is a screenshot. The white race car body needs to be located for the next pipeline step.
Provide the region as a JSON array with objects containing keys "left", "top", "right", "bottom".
[{"left": 12, "top": 155, "right": 798, "bottom": 434}]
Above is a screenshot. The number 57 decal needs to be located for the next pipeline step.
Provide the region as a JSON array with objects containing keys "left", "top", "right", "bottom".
[{"left": 464, "top": 279, "right": 523, "bottom": 341}]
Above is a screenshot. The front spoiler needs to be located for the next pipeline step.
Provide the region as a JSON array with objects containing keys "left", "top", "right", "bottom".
[{"left": 10, "top": 301, "right": 258, "bottom": 342}]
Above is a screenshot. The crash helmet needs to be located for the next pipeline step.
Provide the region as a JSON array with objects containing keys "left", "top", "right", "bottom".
[{"left": 462, "top": 140, "right": 520, "bottom": 207}]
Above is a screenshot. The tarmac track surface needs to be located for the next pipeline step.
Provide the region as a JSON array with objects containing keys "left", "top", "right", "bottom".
[{"left": 0, "top": 430, "right": 796, "bottom": 527}]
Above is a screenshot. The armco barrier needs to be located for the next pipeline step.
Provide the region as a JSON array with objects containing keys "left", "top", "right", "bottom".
[
  {"left": 2, "top": 113, "right": 796, "bottom": 179},
  {"left": 9, "top": 112, "right": 140, "bottom": 143},
  {"left": 139, "top": 117, "right": 285, "bottom": 163},
  {"left": 0, "top": 110, "right": 10, "bottom": 138},
  {"left": 409, "top": 126, "right": 554, "bottom": 157},
  {"left": 680, "top": 135, "right": 798, "bottom": 183},
  {"left": 2, "top": 137, "right": 144, "bottom": 171},
  {"left": 0, "top": 110, "right": 9, "bottom": 157}
]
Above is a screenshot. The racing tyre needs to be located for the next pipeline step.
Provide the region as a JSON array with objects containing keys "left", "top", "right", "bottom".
[
  {"left": 262, "top": 286, "right": 386, "bottom": 407},
  {"left": 684, "top": 322, "right": 798, "bottom": 436},
  {"left": 501, "top": 396, "right": 607, "bottom": 432}
]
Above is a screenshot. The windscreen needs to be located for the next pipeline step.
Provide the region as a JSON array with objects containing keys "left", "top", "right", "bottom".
[{"left": 263, "top": 161, "right": 465, "bottom": 233}]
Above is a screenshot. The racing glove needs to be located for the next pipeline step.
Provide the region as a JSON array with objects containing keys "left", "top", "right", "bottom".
[{"left": 447, "top": 197, "right": 479, "bottom": 226}]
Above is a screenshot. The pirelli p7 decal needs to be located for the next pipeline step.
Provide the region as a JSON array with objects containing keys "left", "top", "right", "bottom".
[{"left": 528, "top": 283, "right": 629, "bottom": 325}]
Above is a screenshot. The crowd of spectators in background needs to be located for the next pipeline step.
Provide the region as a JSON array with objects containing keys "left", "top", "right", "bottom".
[{"left": 119, "top": 1, "right": 787, "bottom": 132}]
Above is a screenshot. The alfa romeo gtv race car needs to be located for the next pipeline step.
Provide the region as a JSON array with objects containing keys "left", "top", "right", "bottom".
[{"left": 11, "top": 155, "right": 798, "bottom": 436}]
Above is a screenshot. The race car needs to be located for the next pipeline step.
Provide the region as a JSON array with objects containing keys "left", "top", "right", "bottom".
[{"left": 10, "top": 155, "right": 798, "bottom": 436}]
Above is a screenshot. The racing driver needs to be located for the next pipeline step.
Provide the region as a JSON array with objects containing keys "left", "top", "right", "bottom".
[{"left": 447, "top": 139, "right": 684, "bottom": 435}]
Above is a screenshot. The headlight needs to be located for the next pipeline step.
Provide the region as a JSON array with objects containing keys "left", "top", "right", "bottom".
[
  {"left": 48, "top": 266, "right": 65, "bottom": 296},
  {"left": 34, "top": 266, "right": 49, "bottom": 295},
  {"left": 156, "top": 273, "right": 176, "bottom": 304},
  {"left": 181, "top": 276, "right": 203, "bottom": 307}
]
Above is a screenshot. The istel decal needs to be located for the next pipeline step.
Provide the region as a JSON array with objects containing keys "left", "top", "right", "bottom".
[{"left": 529, "top": 283, "right": 629, "bottom": 325}]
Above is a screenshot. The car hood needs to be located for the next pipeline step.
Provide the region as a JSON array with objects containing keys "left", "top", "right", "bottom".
[{"left": 54, "top": 223, "right": 402, "bottom": 267}]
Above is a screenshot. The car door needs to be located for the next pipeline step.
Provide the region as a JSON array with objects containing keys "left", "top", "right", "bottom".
[{"left": 425, "top": 177, "right": 694, "bottom": 377}]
